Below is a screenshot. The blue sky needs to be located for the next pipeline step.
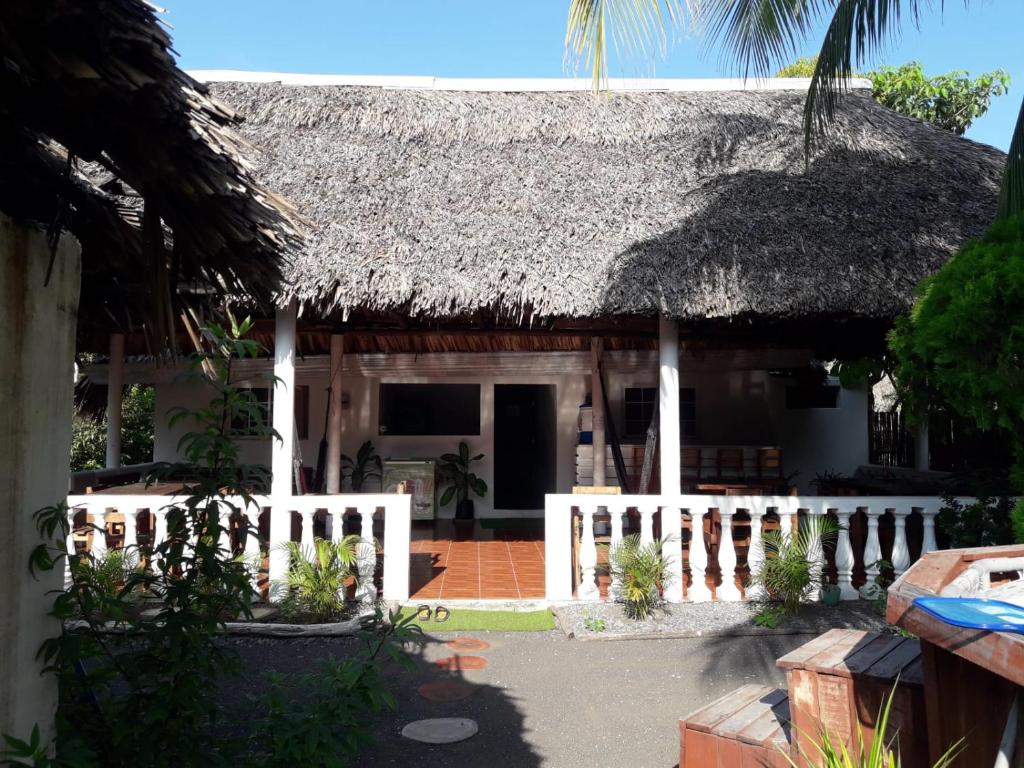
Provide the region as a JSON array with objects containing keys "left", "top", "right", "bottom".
[{"left": 169, "top": 1, "right": 1022, "bottom": 150}]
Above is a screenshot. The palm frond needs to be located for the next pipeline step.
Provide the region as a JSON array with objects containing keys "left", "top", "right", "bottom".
[
  {"left": 804, "top": 0, "right": 930, "bottom": 156},
  {"left": 565, "top": 0, "right": 691, "bottom": 89},
  {"left": 998, "top": 96, "right": 1024, "bottom": 220},
  {"left": 698, "top": 0, "right": 827, "bottom": 78}
]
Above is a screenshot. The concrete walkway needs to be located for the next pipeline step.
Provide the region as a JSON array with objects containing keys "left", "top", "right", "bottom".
[{"left": 226, "top": 629, "right": 818, "bottom": 767}]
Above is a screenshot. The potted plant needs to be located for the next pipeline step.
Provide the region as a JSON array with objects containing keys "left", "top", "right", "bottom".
[
  {"left": 342, "top": 440, "right": 382, "bottom": 492},
  {"left": 437, "top": 442, "right": 487, "bottom": 521},
  {"left": 820, "top": 581, "right": 842, "bottom": 607}
]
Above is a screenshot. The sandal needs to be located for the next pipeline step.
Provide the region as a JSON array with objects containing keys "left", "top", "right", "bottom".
[
  {"left": 416, "top": 604, "right": 432, "bottom": 622},
  {"left": 434, "top": 605, "right": 450, "bottom": 623}
]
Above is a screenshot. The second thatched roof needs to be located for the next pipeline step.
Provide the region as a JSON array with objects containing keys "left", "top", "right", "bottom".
[{"left": 206, "top": 74, "right": 1004, "bottom": 324}]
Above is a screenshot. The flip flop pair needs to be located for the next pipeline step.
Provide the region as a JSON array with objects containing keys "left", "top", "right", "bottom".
[{"left": 416, "top": 604, "right": 450, "bottom": 623}]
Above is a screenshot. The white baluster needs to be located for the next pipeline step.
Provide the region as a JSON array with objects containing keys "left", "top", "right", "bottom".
[
  {"left": 300, "top": 508, "right": 316, "bottom": 552},
  {"left": 687, "top": 509, "right": 712, "bottom": 602},
  {"left": 861, "top": 507, "right": 883, "bottom": 599},
  {"left": 716, "top": 507, "right": 742, "bottom": 601},
  {"left": 608, "top": 500, "right": 626, "bottom": 600},
  {"left": 244, "top": 508, "right": 263, "bottom": 594},
  {"left": 355, "top": 506, "right": 378, "bottom": 608},
  {"left": 803, "top": 512, "right": 823, "bottom": 602},
  {"left": 920, "top": 507, "right": 938, "bottom": 556},
  {"left": 121, "top": 507, "right": 138, "bottom": 552},
  {"left": 779, "top": 508, "right": 793, "bottom": 539},
  {"left": 152, "top": 508, "right": 168, "bottom": 550},
  {"left": 638, "top": 502, "right": 655, "bottom": 547},
  {"left": 65, "top": 508, "right": 78, "bottom": 588},
  {"left": 218, "top": 501, "right": 234, "bottom": 557},
  {"left": 578, "top": 501, "right": 600, "bottom": 600},
  {"left": 330, "top": 505, "right": 345, "bottom": 543},
  {"left": 746, "top": 508, "right": 766, "bottom": 600},
  {"left": 834, "top": 509, "right": 858, "bottom": 600},
  {"left": 662, "top": 505, "right": 684, "bottom": 603},
  {"left": 891, "top": 508, "right": 911, "bottom": 576},
  {"left": 90, "top": 506, "right": 109, "bottom": 562}
]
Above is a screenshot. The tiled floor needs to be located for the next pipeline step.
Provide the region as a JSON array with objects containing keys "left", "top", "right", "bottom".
[{"left": 409, "top": 520, "right": 545, "bottom": 600}]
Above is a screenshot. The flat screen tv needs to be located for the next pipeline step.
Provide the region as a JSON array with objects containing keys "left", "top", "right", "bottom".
[{"left": 378, "top": 383, "right": 481, "bottom": 436}]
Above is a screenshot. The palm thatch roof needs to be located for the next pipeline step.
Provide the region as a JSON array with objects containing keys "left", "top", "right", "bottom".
[
  {"left": 0, "top": 2, "right": 302, "bottom": 347},
  {"left": 205, "top": 74, "right": 1003, "bottom": 326}
]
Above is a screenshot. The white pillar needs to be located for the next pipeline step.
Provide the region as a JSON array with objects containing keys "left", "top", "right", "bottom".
[
  {"left": 659, "top": 316, "right": 684, "bottom": 601},
  {"left": 356, "top": 505, "right": 378, "bottom": 609},
  {"left": 746, "top": 508, "right": 767, "bottom": 600},
  {"left": 325, "top": 334, "right": 344, "bottom": 494},
  {"left": 921, "top": 507, "right": 938, "bottom": 555},
  {"left": 300, "top": 508, "right": 316, "bottom": 552},
  {"left": 716, "top": 507, "right": 742, "bottom": 601},
  {"left": 105, "top": 333, "right": 125, "bottom": 468},
  {"left": 269, "top": 301, "right": 297, "bottom": 588},
  {"left": 891, "top": 509, "right": 912, "bottom": 576},
  {"left": 122, "top": 508, "right": 138, "bottom": 552},
  {"left": 382, "top": 496, "right": 412, "bottom": 603},
  {"left": 608, "top": 500, "right": 626, "bottom": 601},
  {"left": 544, "top": 496, "right": 574, "bottom": 601},
  {"left": 244, "top": 508, "right": 262, "bottom": 594},
  {"left": 834, "top": 509, "right": 859, "bottom": 600},
  {"left": 590, "top": 337, "right": 605, "bottom": 487},
  {"left": 578, "top": 501, "right": 600, "bottom": 600},
  {"left": 861, "top": 508, "right": 883, "bottom": 599},
  {"left": 914, "top": 415, "right": 929, "bottom": 471}
]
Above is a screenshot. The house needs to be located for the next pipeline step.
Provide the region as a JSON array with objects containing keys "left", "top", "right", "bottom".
[{"left": 75, "top": 73, "right": 1003, "bottom": 606}]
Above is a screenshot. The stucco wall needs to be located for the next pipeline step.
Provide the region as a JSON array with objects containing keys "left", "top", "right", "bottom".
[
  {"left": 0, "top": 214, "right": 80, "bottom": 744},
  {"left": 153, "top": 354, "right": 869, "bottom": 510}
]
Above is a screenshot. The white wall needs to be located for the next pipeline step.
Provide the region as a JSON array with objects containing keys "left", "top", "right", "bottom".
[
  {"left": 0, "top": 215, "right": 80, "bottom": 744},
  {"left": 152, "top": 352, "right": 870, "bottom": 509}
]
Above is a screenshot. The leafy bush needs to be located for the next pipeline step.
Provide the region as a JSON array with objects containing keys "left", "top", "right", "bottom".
[
  {"left": 938, "top": 494, "right": 1015, "bottom": 549},
  {"left": 252, "top": 608, "right": 422, "bottom": 767},
  {"left": 277, "top": 536, "right": 365, "bottom": 623},
  {"left": 71, "top": 383, "right": 155, "bottom": 471},
  {"left": 437, "top": 441, "right": 487, "bottom": 508},
  {"left": 753, "top": 516, "right": 838, "bottom": 615},
  {"left": 607, "top": 534, "right": 673, "bottom": 620}
]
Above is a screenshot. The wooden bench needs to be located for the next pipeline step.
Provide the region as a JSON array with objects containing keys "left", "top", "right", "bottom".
[
  {"left": 680, "top": 629, "right": 927, "bottom": 768},
  {"left": 679, "top": 684, "right": 791, "bottom": 768}
]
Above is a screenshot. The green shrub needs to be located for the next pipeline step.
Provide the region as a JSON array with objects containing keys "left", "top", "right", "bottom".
[
  {"left": 753, "top": 516, "right": 838, "bottom": 616},
  {"left": 607, "top": 534, "right": 673, "bottom": 620},
  {"left": 938, "top": 494, "right": 1015, "bottom": 548},
  {"left": 277, "top": 536, "right": 365, "bottom": 623}
]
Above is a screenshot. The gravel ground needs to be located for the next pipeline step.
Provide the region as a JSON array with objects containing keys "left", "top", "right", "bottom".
[{"left": 555, "top": 600, "right": 890, "bottom": 639}]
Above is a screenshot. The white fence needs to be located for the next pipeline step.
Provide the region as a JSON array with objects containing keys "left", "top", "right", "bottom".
[
  {"left": 545, "top": 494, "right": 948, "bottom": 603},
  {"left": 65, "top": 493, "right": 412, "bottom": 603}
]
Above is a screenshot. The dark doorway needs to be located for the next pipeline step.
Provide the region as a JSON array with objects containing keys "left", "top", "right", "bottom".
[{"left": 494, "top": 384, "right": 556, "bottom": 510}]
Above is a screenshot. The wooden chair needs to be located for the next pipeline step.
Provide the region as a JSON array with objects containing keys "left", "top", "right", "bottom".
[{"left": 757, "top": 447, "right": 783, "bottom": 481}]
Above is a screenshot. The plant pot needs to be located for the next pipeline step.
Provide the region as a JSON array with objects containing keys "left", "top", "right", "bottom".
[
  {"left": 455, "top": 498, "right": 475, "bottom": 521},
  {"left": 820, "top": 583, "right": 842, "bottom": 607}
]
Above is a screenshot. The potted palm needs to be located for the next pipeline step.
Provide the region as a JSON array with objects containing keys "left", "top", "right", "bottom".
[{"left": 437, "top": 442, "right": 487, "bottom": 521}]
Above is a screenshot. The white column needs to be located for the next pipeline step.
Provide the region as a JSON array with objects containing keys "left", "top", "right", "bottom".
[
  {"left": 325, "top": 334, "right": 344, "bottom": 494},
  {"left": 590, "top": 337, "right": 606, "bottom": 487},
  {"left": 716, "top": 507, "right": 742, "bottom": 601},
  {"left": 914, "top": 416, "right": 929, "bottom": 471},
  {"left": 659, "top": 317, "right": 684, "bottom": 602},
  {"left": 861, "top": 508, "right": 883, "bottom": 599},
  {"left": 578, "top": 501, "right": 600, "bottom": 600},
  {"left": 891, "top": 508, "right": 911, "bottom": 576},
  {"left": 269, "top": 301, "right": 297, "bottom": 588},
  {"left": 356, "top": 505, "right": 378, "bottom": 608},
  {"left": 687, "top": 508, "right": 713, "bottom": 601},
  {"left": 921, "top": 507, "right": 938, "bottom": 556},
  {"left": 746, "top": 508, "right": 766, "bottom": 600},
  {"left": 834, "top": 509, "right": 859, "bottom": 600},
  {"left": 105, "top": 333, "right": 125, "bottom": 468},
  {"left": 544, "top": 496, "right": 574, "bottom": 601},
  {"left": 382, "top": 495, "right": 412, "bottom": 603}
]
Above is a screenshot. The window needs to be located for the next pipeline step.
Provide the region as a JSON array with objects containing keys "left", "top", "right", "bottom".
[
  {"left": 231, "top": 385, "right": 309, "bottom": 438},
  {"left": 379, "top": 384, "right": 481, "bottom": 436},
  {"left": 786, "top": 384, "right": 840, "bottom": 409},
  {"left": 623, "top": 387, "right": 696, "bottom": 439}
]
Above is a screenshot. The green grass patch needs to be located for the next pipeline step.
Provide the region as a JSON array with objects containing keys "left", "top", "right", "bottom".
[{"left": 398, "top": 607, "right": 555, "bottom": 632}]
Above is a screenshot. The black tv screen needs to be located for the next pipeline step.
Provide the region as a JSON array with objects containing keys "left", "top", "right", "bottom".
[{"left": 378, "top": 384, "right": 481, "bottom": 436}]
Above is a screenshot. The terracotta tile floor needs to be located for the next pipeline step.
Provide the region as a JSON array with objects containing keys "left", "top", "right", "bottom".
[{"left": 409, "top": 520, "right": 545, "bottom": 601}]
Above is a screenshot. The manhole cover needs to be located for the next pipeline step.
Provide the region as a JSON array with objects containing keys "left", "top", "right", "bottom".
[
  {"left": 433, "top": 655, "right": 488, "bottom": 671},
  {"left": 401, "top": 717, "right": 479, "bottom": 745},
  {"left": 417, "top": 680, "right": 475, "bottom": 702},
  {"left": 446, "top": 637, "right": 491, "bottom": 652}
]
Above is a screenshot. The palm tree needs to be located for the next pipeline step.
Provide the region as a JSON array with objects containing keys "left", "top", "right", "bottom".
[{"left": 565, "top": 0, "right": 1023, "bottom": 220}]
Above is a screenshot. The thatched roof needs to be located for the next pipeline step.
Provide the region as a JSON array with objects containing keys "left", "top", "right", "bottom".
[
  {"left": 204, "top": 74, "right": 1004, "bottom": 325},
  {"left": 0, "top": 3, "right": 302, "bottom": 346}
]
